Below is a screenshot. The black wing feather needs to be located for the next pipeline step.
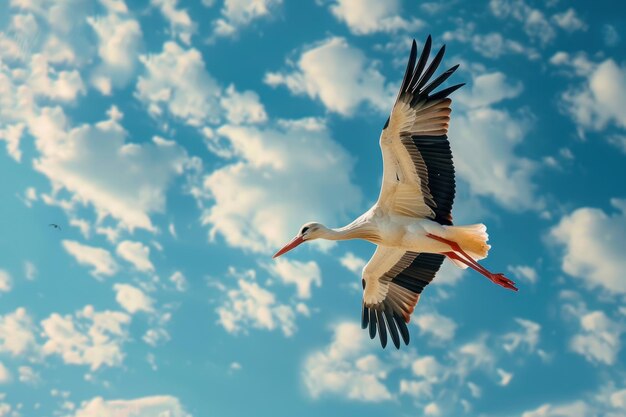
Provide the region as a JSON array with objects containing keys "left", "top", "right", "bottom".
[
  {"left": 363, "top": 253, "right": 445, "bottom": 349},
  {"left": 386, "top": 36, "right": 463, "bottom": 226}
]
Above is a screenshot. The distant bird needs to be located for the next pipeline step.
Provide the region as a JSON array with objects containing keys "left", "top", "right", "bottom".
[
  {"left": 49, "top": 224, "right": 61, "bottom": 231},
  {"left": 273, "top": 36, "right": 517, "bottom": 349}
]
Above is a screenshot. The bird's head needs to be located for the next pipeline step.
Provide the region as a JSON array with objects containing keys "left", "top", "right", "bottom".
[{"left": 273, "top": 222, "right": 325, "bottom": 258}]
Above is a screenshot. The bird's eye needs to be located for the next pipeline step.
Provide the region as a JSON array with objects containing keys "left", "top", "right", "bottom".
[{"left": 301, "top": 226, "right": 309, "bottom": 235}]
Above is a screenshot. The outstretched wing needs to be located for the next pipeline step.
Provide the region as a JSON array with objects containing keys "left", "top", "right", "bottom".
[
  {"left": 361, "top": 246, "right": 445, "bottom": 349},
  {"left": 377, "top": 36, "right": 463, "bottom": 225}
]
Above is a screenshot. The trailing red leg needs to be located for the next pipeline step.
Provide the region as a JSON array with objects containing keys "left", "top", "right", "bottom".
[{"left": 429, "top": 233, "right": 518, "bottom": 292}]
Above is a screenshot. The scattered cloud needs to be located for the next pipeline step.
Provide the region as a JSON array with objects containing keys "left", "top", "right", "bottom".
[
  {"left": 62, "top": 240, "right": 119, "bottom": 278},
  {"left": 0, "top": 270, "right": 12, "bottom": 293},
  {"left": 68, "top": 395, "right": 191, "bottom": 417},
  {"left": 508, "top": 265, "right": 538, "bottom": 284},
  {"left": 339, "top": 252, "right": 367, "bottom": 275},
  {"left": 303, "top": 322, "right": 393, "bottom": 401},
  {"left": 489, "top": 0, "right": 556, "bottom": 45},
  {"left": 41, "top": 305, "right": 131, "bottom": 370},
  {"left": 451, "top": 70, "right": 540, "bottom": 211},
  {"left": 558, "top": 58, "right": 626, "bottom": 151},
  {"left": 24, "top": 261, "right": 37, "bottom": 281},
  {"left": 198, "top": 119, "right": 361, "bottom": 253},
  {"left": 87, "top": 6, "right": 142, "bottom": 94},
  {"left": 116, "top": 240, "right": 155, "bottom": 273},
  {"left": 521, "top": 401, "right": 590, "bottom": 417},
  {"left": 33, "top": 107, "right": 193, "bottom": 232},
  {"left": 18, "top": 366, "right": 40, "bottom": 385},
  {"left": 570, "top": 310, "right": 623, "bottom": 365},
  {"left": 552, "top": 8, "right": 587, "bottom": 32},
  {"left": 212, "top": 0, "right": 283, "bottom": 37},
  {"left": 220, "top": 85, "right": 268, "bottom": 125},
  {"left": 0, "top": 362, "right": 11, "bottom": 383},
  {"left": 501, "top": 318, "right": 541, "bottom": 354},
  {"left": 113, "top": 283, "right": 154, "bottom": 314},
  {"left": 0, "top": 308, "right": 39, "bottom": 358},
  {"left": 215, "top": 268, "right": 299, "bottom": 337},
  {"left": 169, "top": 271, "right": 188, "bottom": 292},
  {"left": 265, "top": 258, "right": 321, "bottom": 299},
  {"left": 549, "top": 199, "right": 626, "bottom": 295},
  {"left": 151, "top": 0, "right": 195, "bottom": 45},
  {"left": 443, "top": 23, "right": 540, "bottom": 60},
  {"left": 136, "top": 41, "right": 222, "bottom": 126},
  {"left": 603, "top": 24, "right": 620, "bottom": 47},
  {"left": 413, "top": 312, "right": 458, "bottom": 343},
  {"left": 327, "top": 0, "right": 424, "bottom": 35},
  {"left": 265, "top": 37, "right": 394, "bottom": 116}
]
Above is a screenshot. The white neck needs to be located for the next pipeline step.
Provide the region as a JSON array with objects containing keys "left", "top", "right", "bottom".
[{"left": 317, "top": 219, "right": 380, "bottom": 243}]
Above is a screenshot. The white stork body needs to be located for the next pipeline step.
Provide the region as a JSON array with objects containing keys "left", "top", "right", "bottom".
[{"left": 273, "top": 36, "right": 516, "bottom": 349}]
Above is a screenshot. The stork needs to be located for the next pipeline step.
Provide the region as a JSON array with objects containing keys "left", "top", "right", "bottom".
[{"left": 273, "top": 36, "right": 517, "bottom": 349}]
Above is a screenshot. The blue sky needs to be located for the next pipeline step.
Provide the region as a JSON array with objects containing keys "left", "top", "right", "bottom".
[{"left": 0, "top": 0, "right": 625, "bottom": 416}]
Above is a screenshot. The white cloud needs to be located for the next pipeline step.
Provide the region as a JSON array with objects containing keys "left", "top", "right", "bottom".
[
  {"left": 549, "top": 199, "right": 626, "bottom": 295},
  {"left": 212, "top": 0, "right": 283, "bottom": 37},
  {"left": 0, "top": 270, "right": 11, "bottom": 293},
  {"left": 220, "top": 85, "right": 267, "bottom": 125},
  {"left": 113, "top": 284, "right": 154, "bottom": 314},
  {"left": 501, "top": 318, "right": 541, "bottom": 354},
  {"left": 87, "top": 8, "right": 142, "bottom": 95},
  {"left": 559, "top": 59, "right": 626, "bottom": 149},
  {"left": 69, "top": 395, "right": 191, "bottom": 417},
  {"left": 265, "top": 37, "right": 394, "bottom": 116},
  {"left": 328, "top": 0, "right": 424, "bottom": 35},
  {"left": 413, "top": 312, "right": 457, "bottom": 343},
  {"left": 339, "top": 252, "right": 367, "bottom": 275},
  {"left": 508, "top": 265, "right": 538, "bottom": 284},
  {"left": 424, "top": 402, "right": 442, "bottom": 416},
  {"left": 521, "top": 384, "right": 626, "bottom": 417},
  {"left": 62, "top": 240, "right": 118, "bottom": 277},
  {"left": 32, "top": 108, "right": 192, "bottom": 232},
  {"left": 0, "top": 308, "right": 39, "bottom": 357},
  {"left": 432, "top": 258, "right": 466, "bottom": 286},
  {"left": 266, "top": 258, "right": 321, "bottom": 299},
  {"left": 0, "top": 363, "right": 11, "bottom": 383},
  {"left": 198, "top": 119, "right": 361, "bottom": 253},
  {"left": 522, "top": 401, "right": 590, "bottom": 417},
  {"left": 24, "top": 261, "right": 37, "bottom": 281},
  {"left": 27, "top": 54, "right": 86, "bottom": 101},
  {"left": 151, "top": 0, "right": 195, "bottom": 45},
  {"left": 216, "top": 268, "right": 298, "bottom": 336},
  {"left": 443, "top": 23, "right": 539, "bottom": 60},
  {"left": 18, "top": 366, "right": 40, "bottom": 385},
  {"left": 411, "top": 356, "right": 444, "bottom": 382},
  {"left": 455, "top": 72, "right": 523, "bottom": 108},
  {"left": 603, "top": 24, "right": 620, "bottom": 47},
  {"left": 450, "top": 70, "right": 540, "bottom": 211},
  {"left": 136, "top": 41, "right": 222, "bottom": 126},
  {"left": 41, "top": 305, "right": 131, "bottom": 370},
  {"left": 0, "top": 123, "right": 25, "bottom": 161},
  {"left": 489, "top": 0, "right": 556, "bottom": 45},
  {"left": 116, "top": 240, "right": 154, "bottom": 273},
  {"left": 552, "top": 8, "right": 586, "bottom": 32},
  {"left": 143, "top": 328, "right": 170, "bottom": 347},
  {"left": 303, "top": 322, "right": 393, "bottom": 401},
  {"left": 169, "top": 271, "right": 188, "bottom": 291},
  {"left": 570, "top": 310, "right": 623, "bottom": 365},
  {"left": 496, "top": 368, "right": 513, "bottom": 386}
]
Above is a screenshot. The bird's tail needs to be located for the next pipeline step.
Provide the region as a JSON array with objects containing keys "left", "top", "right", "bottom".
[{"left": 446, "top": 224, "right": 490, "bottom": 269}]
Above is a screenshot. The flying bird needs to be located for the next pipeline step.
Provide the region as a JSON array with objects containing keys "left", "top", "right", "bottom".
[
  {"left": 49, "top": 223, "right": 61, "bottom": 231},
  {"left": 273, "top": 36, "right": 517, "bottom": 349}
]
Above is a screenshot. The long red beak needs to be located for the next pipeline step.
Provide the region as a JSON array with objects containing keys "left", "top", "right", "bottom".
[{"left": 273, "top": 236, "right": 304, "bottom": 258}]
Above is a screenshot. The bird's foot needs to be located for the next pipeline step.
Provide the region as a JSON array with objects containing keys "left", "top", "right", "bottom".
[{"left": 489, "top": 273, "right": 518, "bottom": 292}]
